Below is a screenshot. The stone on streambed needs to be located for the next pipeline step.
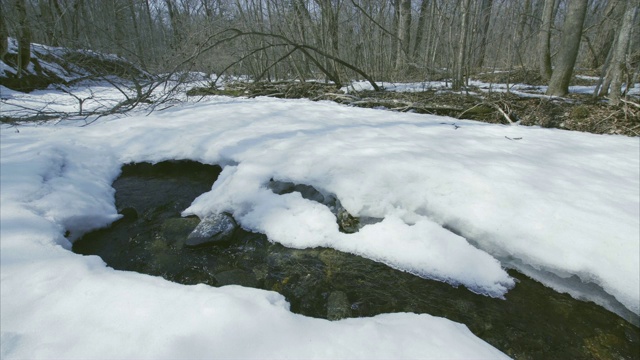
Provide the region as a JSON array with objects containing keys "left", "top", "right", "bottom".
[
  {"left": 327, "top": 291, "right": 352, "bottom": 320},
  {"left": 215, "top": 269, "right": 258, "bottom": 287},
  {"left": 161, "top": 217, "right": 201, "bottom": 245},
  {"left": 185, "top": 213, "right": 237, "bottom": 247}
]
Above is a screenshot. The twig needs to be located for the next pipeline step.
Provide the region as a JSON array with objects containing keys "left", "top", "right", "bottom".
[
  {"left": 620, "top": 98, "right": 640, "bottom": 109},
  {"left": 492, "top": 102, "right": 514, "bottom": 124}
]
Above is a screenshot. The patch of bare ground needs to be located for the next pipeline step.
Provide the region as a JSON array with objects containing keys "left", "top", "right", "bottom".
[{"left": 187, "top": 81, "right": 639, "bottom": 137}]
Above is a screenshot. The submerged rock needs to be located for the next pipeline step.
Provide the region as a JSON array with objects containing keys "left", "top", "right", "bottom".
[
  {"left": 185, "top": 213, "right": 237, "bottom": 247},
  {"left": 215, "top": 269, "right": 258, "bottom": 287},
  {"left": 327, "top": 291, "right": 352, "bottom": 320},
  {"left": 268, "top": 180, "right": 325, "bottom": 203},
  {"left": 160, "top": 217, "right": 200, "bottom": 245}
]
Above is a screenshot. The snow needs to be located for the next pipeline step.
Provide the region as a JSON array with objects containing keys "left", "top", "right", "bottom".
[
  {"left": 1, "top": 86, "right": 639, "bottom": 358},
  {"left": 344, "top": 79, "right": 640, "bottom": 97}
]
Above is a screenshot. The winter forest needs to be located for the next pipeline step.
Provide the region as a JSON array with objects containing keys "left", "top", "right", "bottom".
[
  {"left": 1, "top": 1, "right": 640, "bottom": 360},
  {"left": 1, "top": 0, "right": 639, "bottom": 100}
]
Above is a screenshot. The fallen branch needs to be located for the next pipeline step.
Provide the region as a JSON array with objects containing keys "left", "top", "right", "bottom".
[
  {"left": 620, "top": 98, "right": 640, "bottom": 109},
  {"left": 492, "top": 103, "right": 514, "bottom": 124}
]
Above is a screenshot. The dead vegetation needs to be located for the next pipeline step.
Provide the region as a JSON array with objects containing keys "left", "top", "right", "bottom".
[{"left": 187, "top": 80, "right": 640, "bottom": 137}]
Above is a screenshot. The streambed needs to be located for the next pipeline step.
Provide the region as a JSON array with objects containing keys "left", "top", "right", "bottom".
[{"left": 73, "top": 160, "right": 640, "bottom": 359}]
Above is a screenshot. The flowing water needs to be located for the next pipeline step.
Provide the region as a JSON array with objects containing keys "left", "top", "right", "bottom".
[{"left": 73, "top": 161, "right": 640, "bottom": 360}]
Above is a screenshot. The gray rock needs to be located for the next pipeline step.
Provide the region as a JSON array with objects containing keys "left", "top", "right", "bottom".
[
  {"left": 327, "top": 291, "right": 352, "bottom": 320},
  {"left": 267, "top": 180, "right": 295, "bottom": 194},
  {"left": 268, "top": 180, "right": 325, "bottom": 203},
  {"left": 293, "top": 184, "right": 325, "bottom": 203},
  {"left": 185, "top": 213, "right": 237, "bottom": 247}
]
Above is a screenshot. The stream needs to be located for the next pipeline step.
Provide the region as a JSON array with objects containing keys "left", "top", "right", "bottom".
[{"left": 73, "top": 160, "right": 640, "bottom": 360}]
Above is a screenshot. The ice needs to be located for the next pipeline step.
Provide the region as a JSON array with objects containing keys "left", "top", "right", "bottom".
[{"left": 2, "top": 90, "right": 639, "bottom": 357}]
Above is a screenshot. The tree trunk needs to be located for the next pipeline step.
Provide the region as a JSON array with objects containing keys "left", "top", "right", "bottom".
[
  {"left": 538, "top": 0, "right": 556, "bottom": 81},
  {"left": 591, "top": 0, "right": 624, "bottom": 68},
  {"left": 394, "top": 0, "right": 411, "bottom": 71},
  {"left": 602, "top": 0, "right": 637, "bottom": 105},
  {"left": 412, "top": 0, "right": 429, "bottom": 60},
  {"left": 15, "top": 0, "right": 31, "bottom": 76},
  {"left": 453, "top": 0, "right": 471, "bottom": 90},
  {"left": 0, "top": 2, "right": 8, "bottom": 62},
  {"left": 474, "top": 0, "right": 493, "bottom": 69},
  {"left": 546, "top": 0, "right": 588, "bottom": 97},
  {"left": 515, "top": 0, "right": 531, "bottom": 48},
  {"left": 165, "top": 0, "right": 181, "bottom": 44}
]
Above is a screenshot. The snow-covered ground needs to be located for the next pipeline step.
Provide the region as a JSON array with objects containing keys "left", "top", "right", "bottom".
[
  {"left": 1, "top": 82, "right": 639, "bottom": 358},
  {"left": 344, "top": 79, "right": 640, "bottom": 98}
]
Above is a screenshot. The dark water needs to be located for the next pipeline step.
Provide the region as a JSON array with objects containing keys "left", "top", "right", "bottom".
[{"left": 73, "top": 161, "right": 640, "bottom": 360}]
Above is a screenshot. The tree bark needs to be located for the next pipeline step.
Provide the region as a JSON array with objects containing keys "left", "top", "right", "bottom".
[
  {"left": 602, "top": 0, "right": 637, "bottom": 104},
  {"left": 474, "top": 0, "right": 493, "bottom": 69},
  {"left": 453, "top": 0, "right": 471, "bottom": 90},
  {"left": 538, "top": 0, "right": 556, "bottom": 81},
  {"left": 591, "top": 0, "right": 624, "bottom": 68},
  {"left": 15, "top": 0, "right": 31, "bottom": 76},
  {"left": 412, "top": 0, "right": 429, "bottom": 60},
  {"left": 165, "top": 0, "right": 181, "bottom": 44},
  {"left": 0, "top": 1, "right": 7, "bottom": 62},
  {"left": 546, "top": 0, "right": 588, "bottom": 97},
  {"left": 394, "top": 0, "right": 411, "bottom": 71}
]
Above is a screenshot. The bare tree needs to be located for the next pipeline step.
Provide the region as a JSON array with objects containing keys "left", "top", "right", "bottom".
[
  {"left": 453, "top": 0, "right": 471, "bottom": 90},
  {"left": 547, "top": 0, "right": 588, "bottom": 97},
  {"left": 538, "top": 0, "right": 557, "bottom": 81},
  {"left": 599, "top": 0, "right": 638, "bottom": 105},
  {"left": 474, "top": 0, "right": 493, "bottom": 69},
  {"left": 0, "top": 2, "right": 8, "bottom": 61},
  {"left": 15, "top": 0, "right": 31, "bottom": 76},
  {"left": 412, "top": 0, "right": 429, "bottom": 61},
  {"left": 394, "top": 0, "right": 411, "bottom": 72}
]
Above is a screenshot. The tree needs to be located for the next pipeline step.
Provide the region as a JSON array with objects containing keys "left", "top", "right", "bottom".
[
  {"left": 538, "top": 0, "right": 557, "bottom": 81},
  {"left": 412, "top": 0, "right": 430, "bottom": 61},
  {"left": 599, "top": 0, "right": 638, "bottom": 105},
  {"left": 453, "top": 0, "right": 471, "bottom": 90},
  {"left": 546, "top": 0, "right": 588, "bottom": 97},
  {"left": 15, "top": 0, "right": 31, "bottom": 76},
  {"left": 0, "top": 2, "right": 8, "bottom": 62},
  {"left": 394, "top": 0, "right": 411, "bottom": 72},
  {"left": 474, "top": 0, "right": 493, "bottom": 69}
]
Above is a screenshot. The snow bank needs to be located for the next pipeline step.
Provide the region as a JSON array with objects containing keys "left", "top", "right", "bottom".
[
  {"left": 0, "top": 109, "right": 511, "bottom": 359},
  {"left": 1, "top": 93, "right": 638, "bottom": 357}
]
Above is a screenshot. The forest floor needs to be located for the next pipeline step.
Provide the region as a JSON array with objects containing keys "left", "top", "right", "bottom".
[{"left": 188, "top": 71, "right": 640, "bottom": 137}]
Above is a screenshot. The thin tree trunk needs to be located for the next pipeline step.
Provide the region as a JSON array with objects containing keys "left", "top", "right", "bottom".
[
  {"left": 165, "top": 0, "right": 181, "bottom": 44},
  {"left": 474, "top": 0, "right": 493, "bottom": 69},
  {"left": 394, "top": 0, "right": 411, "bottom": 71},
  {"left": 453, "top": 0, "right": 471, "bottom": 90},
  {"left": 602, "top": 0, "right": 637, "bottom": 104},
  {"left": 0, "top": 2, "right": 8, "bottom": 62},
  {"left": 538, "top": 0, "right": 556, "bottom": 81},
  {"left": 593, "top": 0, "right": 624, "bottom": 69},
  {"left": 546, "top": 0, "right": 588, "bottom": 97},
  {"left": 50, "top": 0, "right": 65, "bottom": 46},
  {"left": 412, "top": 0, "right": 429, "bottom": 60},
  {"left": 15, "top": 0, "right": 31, "bottom": 76}
]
